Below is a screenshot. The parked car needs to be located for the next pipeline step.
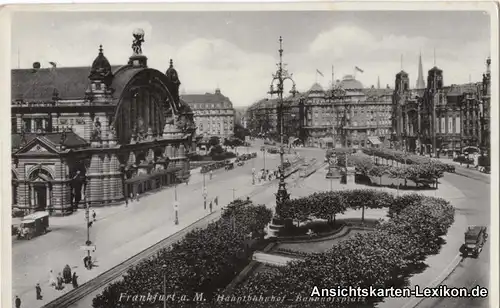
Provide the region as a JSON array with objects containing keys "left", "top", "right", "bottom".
[
  {"left": 462, "top": 225, "right": 488, "bottom": 258},
  {"left": 17, "top": 211, "right": 50, "bottom": 240}
]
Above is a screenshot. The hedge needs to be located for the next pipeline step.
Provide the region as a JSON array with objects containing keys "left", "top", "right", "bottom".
[
  {"left": 231, "top": 189, "right": 455, "bottom": 307},
  {"left": 362, "top": 148, "right": 455, "bottom": 173},
  {"left": 92, "top": 199, "right": 272, "bottom": 308}
]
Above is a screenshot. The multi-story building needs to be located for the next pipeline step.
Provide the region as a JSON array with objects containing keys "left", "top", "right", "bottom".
[
  {"left": 233, "top": 107, "right": 248, "bottom": 129},
  {"left": 181, "top": 88, "right": 235, "bottom": 140},
  {"left": 247, "top": 74, "right": 393, "bottom": 148},
  {"left": 246, "top": 98, "right": 279, "bottom": 137},
  {"left": 11, "top": 33, "right": 195, "bottom": 214},
  {"left": 392, "top": 55, "right": 490, "bottom": 156}
]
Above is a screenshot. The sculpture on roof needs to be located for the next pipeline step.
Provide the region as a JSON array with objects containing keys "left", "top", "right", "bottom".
[
  {"left": 91, "top": 118, "right": 102, "bottom": 141},
  {"left": 132, "top": 28, "right": 145, "bottom": 55}
]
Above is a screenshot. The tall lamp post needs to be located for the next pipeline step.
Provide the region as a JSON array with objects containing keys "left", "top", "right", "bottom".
[
  {"left": 173, "top": 184, "right": 179, "bottom": 225},
  {"left": 326, "top": 84, "right": 346, "bottom": 149},
  {"left": 162, "top": 264, "right": 167, "bottom": 308},
  {"left": 202, "top": 174, "right": 207, "bottom": 210},
  {"left": 268, "top": 36, "right": 298, "bottom": 207},
  {"left": 83, "top": 179, "right": 93, "bottom": 269}
]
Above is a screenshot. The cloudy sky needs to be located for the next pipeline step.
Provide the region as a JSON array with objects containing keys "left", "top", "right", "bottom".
[{"left": 11, "top": 9, "right": 491, "bottom": 107}]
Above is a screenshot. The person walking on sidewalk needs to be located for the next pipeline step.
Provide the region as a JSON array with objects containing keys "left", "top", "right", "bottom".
[
  {"left": 35, "top": 283, "right": 43, "bottom": 300},
  {"left": 48, "top": 269, "right": 56, "bottom": 288},
  {"left": 63, "top": 264, "right": 72, "bottom": 283},
  {"left": 209, "top": 170, "right": 213, "bottom": 180},
  {"left": 15, "top": 295, "right": 21, "bottom": 308},
  {"left": 72, "top": 272, "right": 79, "bottom": 288},
  {"left": 56, "top": 272, "right": 64, "bottom": 290},
  {"left": 136, "top": 192, "right": 140, "bottom": 202}
]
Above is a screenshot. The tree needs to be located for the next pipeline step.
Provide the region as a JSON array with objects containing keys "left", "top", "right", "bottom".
[
  {"left": 234, "top": 123, "right": 250, "bottom": 141},
  {"left": 209, "top": 136, "right": 220, "bottom": 147}
]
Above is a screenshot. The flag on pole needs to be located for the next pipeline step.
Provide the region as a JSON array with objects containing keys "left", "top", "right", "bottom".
[
  {"left": 355, "top": 66, "right": 364, "bottom": 73},
  {"left": 316, "top": 69, "right": 324, "bottom": 77}
]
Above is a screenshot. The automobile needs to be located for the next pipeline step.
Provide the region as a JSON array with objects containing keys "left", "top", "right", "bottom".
[
  {"left": 17, "top": 211, "right": 50, "bottom": 240},
  {"left": 237, "top": 161, "right": 245, "bottom": 166},
  {"left": 462, "top": 225, "right": 488, "bottom": 258},
  {"left": 225, "top": 161, "right": 234, "bottom": 170}
]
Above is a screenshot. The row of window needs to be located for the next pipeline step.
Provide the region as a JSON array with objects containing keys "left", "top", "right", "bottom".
[
  {"left": 194, "top": 110, "right": 234, "bottom": 115},
  {"left": 192, "top": 103, "right": 232, "bottom": 109}
]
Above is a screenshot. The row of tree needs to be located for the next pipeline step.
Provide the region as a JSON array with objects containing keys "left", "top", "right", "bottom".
[
  {"left": 231, "top": 190, "right": 455, "bottom": 307},
  {"left": 92, "top": 200, "right": 272, "bottom": 308},
  {"left": 346, "top": 154, "right": 444, "bottom": 183},
  {"left": 362, "top": 148, "right": 455, "bottom": 173}
]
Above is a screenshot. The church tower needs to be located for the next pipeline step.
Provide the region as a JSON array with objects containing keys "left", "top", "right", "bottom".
[
  {"left": 416, "top": 52, "right": 425, "bottom": 89},
  {"left": 392, "top": 70, "right": 410, "bottom": 148}
]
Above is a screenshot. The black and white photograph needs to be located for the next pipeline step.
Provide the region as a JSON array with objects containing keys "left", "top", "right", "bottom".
[{"left": 1, "top": 2, "right": 498, "bottom": 308}]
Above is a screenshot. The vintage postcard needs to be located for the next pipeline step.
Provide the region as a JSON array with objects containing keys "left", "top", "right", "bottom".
[{"left": 1, "top": 2, "right": 498, "bottom": 308}]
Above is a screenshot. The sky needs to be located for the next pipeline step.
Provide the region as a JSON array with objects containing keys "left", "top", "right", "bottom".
[{"left": 11, "top": 9, "right": 491, "bottom": 107}]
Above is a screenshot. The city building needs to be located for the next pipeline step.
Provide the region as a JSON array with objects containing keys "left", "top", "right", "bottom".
[
  {"left": 391, "top": 56, "right": 491, "bottom": 156},
  {"left": 234, "top": 107, "right": 248, "bottom": 129},
  {"left": 11, "top": 34, "right": 196, "bottom": 214},
  {"left": 181, "top": 88, "right": 235, "bottom": 140},
  {"left": 247, "top": 74, "right": 393, "bottom": 148}
]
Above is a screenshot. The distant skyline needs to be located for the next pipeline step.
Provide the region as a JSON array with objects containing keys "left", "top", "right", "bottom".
[{"left": 11, "top": 10, "right": 491, "bottom": 107}]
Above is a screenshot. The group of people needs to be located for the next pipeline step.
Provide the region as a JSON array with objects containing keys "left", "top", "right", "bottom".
[
  {"left": 14, "top": 266, "right": 80, "bottom": 308},
  {"left": 126, "top": 192, "right": 141, "bottom": 206},
  {"left": 48, "top": 265, "right": 79, "bottom": 291},
  {"left": 252, "top": 168, "right": 280, "bottom": 184}
]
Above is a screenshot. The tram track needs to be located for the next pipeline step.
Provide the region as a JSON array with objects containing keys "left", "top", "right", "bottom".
[
  {"left": 41, "top": 157, "right": 318, "bottom": 308},
  {"left": 41, "top": 211, "right": 221, "bottom": 308}
]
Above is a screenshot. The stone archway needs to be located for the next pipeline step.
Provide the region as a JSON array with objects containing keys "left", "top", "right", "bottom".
[{"left": 28, "top": 168, "right": 54, "bottom": 211}]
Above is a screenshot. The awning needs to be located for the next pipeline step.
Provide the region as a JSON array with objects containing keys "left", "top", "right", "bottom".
[
  {"left": 124, "top": 167, "right": 183, "bottom": 184},
  {"left": 368, "top": 137, "right": 381, "bottom": 145}
]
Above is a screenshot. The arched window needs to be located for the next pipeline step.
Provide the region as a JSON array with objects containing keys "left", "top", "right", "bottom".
[{"left": 29, "top": 168, "right": 53, "bottom": 181}]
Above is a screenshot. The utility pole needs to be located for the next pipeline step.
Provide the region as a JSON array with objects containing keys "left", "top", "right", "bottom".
[
  {"left": 202, "top": 173, "right": 207, "bottom": 210},
  {"left": 174, "top": 184, "right": 179, "bottom": 225}
]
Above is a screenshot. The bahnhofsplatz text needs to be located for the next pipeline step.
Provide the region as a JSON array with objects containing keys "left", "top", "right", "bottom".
[{"left": 310, "top": 285, "right": 489, "bottom": 298}]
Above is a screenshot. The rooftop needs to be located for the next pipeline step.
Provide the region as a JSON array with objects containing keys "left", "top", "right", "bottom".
[{"left": 12, "top": 66, "right": 122, "bottom": 101}]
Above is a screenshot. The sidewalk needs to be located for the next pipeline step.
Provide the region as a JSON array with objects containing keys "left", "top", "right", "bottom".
[
  {"left": 13, "top": 154, "right": 284, "bottom": 308},
  {"left": 283, "top": 167, "right": 469, "bottom": 308}
]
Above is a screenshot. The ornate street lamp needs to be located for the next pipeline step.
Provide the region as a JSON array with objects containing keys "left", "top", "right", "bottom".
[
  {"left": 326, "top": 84, "right": 347, "bottom": 149},
  {"left": 268, "top": 36, "right": 298, "bottom": 207}
]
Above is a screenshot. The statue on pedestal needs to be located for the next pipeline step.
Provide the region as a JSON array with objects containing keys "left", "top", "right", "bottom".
[{"left": 132, "top": 28, "right": 145, "bottom": 55}]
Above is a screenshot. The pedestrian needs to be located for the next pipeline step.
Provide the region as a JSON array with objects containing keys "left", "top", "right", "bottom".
[
  {"left": 72, "top": 272, "right": 79, "bottom": 288},
  {"left": 136, "top": 192, "right": 140, "bottom": 202},
  {"left": 92, "top": 210, "right": 96, "bottom": 222},
  {"left": 48, "top": 269, "right": 56, "bottom": 287},
  {"left": 125, "top": 198, "right": 128, "bottom": 207},
  {"left": 83, "top": 256, "right": 89, "bottom": 269},
  {"left": 129, "top": 192, "right": 134, "bottom": 203},
  {"left": 63, "top": 264, "right": 71, "bottom": 283},
  {"left": 56, "top": 273, "right": 64, "bottom": 290},
  {"left": 15, "top": 295, "right": 21, "bottom": 308},
  {"left": 209, "top": 170, "right": 213, "bottom": 180},
  {"left": 36, "top": 283, "right": 43, "bottom": 300}
]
